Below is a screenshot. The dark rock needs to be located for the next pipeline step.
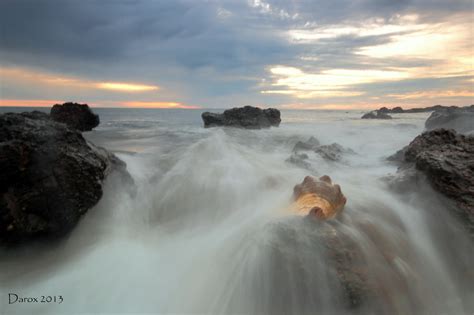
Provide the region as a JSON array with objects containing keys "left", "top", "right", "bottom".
[
  {"left": 314, "top": 143, "right": 355, "bottom": 161},
  {"left": 378, "top": 107, "right": 390, "bottom": 113},
  {"left": 391, "top": 106, "right": 404, "bottom": 113},
  {"left": 0, "top": 111, "right": 129, "bottom": 245},
  {"left": 425, "top": 107, "right": 474, "bottom": 133},
  {"left": 50, "top": 102, "right": 100, "bottom": 131},
  {"left": 202, "top": 106, "right": 281, "bottom": 129},
  {"left": 386, "top": 147, "right": 407, "bottom": 163},
  {"left": 389, "top": 129, "right": 474, "bottom": 235},
  {"left": 361, "top": 111, "right": 392, "bottom": 119}
]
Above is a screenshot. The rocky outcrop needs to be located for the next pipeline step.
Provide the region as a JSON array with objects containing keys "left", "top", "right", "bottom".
[
  {"left": 388, "top": 129, "right": 474, "bottom": 235},
  {"left": 50, "top": 102, "right": 100, "bottom": 131},
  {"left": 361, "top": 110, "right": 392, "bottom": 119},
  {"left": 290, "top": 175, "right": 347, "bottom": 219},
  {"left": 202, "top": 106, "right": 281, "bottom": 129},
  {"left": 0, "top": 111, "right": 129, "bottom": 245},
  {"left": 375, "top": 104, "right": 473, "bottom": 114},
  {"left": 425, "top": 106, "right": 474, "bottom": 133}
]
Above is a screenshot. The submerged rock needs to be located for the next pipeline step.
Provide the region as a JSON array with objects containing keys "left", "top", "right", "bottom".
[
  {"left": 288, "top": 137, "right": 355, "bottom": 167},
  {"left": 425, "top": 106, "right": 474, "bottom": 133},
  {"left": 389, "top": 129, "right": 474, "bottom": 235},
  {"left": 292, "top": 136, "right": 320, "bottom": 152},
  {"left": 314, "top": 143, "right": 355, "bottom": 161},
  {"left": 0, "top": 111, "right": 129, "bottom": 245},
  {"left": 361, "top": 110, "right": 392, "bottom": 120},
  {"left": 50, "top": 102, "right": 100, "bottom": 131},
  {"left": 201, "top": 106, "right": 281, "bottom": 129},
  {"left": 285, "top": 153, "right": 311, "bottom": 170},
  {"left": 291, "top": 175, "right": 347, "bottom": 219}
]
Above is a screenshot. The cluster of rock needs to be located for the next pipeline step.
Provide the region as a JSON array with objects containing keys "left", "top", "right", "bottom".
[
  {"left": 287, "top": 136, "right": 355, "bottom": 169},
  {"left": 361, "top": 110, "right": 392, "bottom": 120},
  {"left": 376, "top": 105, "right": 472, "bottom": 114},
  {"left": 0, "top": 103, "right": 130, "bottom": 245},
  {"left": 361, "top": 104, "right": 474, "bottom": 123},
  {"left": 387, "top": 129, "right": 474, "bottom": 236},
  {"left": 202, "top": 106, "right": 281, "bottom": 129}
]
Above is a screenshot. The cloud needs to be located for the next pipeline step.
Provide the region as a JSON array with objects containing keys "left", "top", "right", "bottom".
[{"left": 0, "top": 0, "right": 472, "bottom": 109}]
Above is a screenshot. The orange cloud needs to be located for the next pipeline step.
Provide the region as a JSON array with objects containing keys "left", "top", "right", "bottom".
[
  {"left": 96, "top": 82, "right": 159, "bottom": 92},
  {"left": 0, "top": 99, "right": 64, "bottom": 107},
  {"left": 0, "top": 67, "right": 160, "bottom": 93},
  {"left": 121, "top": 101, "right": 199, "bottom": 109}
]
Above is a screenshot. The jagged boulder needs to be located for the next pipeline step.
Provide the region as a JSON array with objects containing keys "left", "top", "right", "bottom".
[
  {"left": 50, "top": 102, "right": 100, "bottom": 131},
  {"left": 388, "top": 129, "right": 474, "bottom": 235},
  {"left": 202, "top": 106, "right": 281, "bottom": 129},
  {"left": 425, "top": 106, "right": 474, "bottom": 133},
  {"left": 0, "top": 111, "right": 129, "bottom": 245}
]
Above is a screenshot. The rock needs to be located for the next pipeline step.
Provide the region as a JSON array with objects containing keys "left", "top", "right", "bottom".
[
  {"left": 383, "top": 166, "right": 420, "bottom": 193},
  {"left": 389, "top": 129, "right": 474, "bottom": 235},
  {"left": 202, "top": 106, "right": 281, "bottom": 129},
  {"left": 425, "top": 107, "right": 474, "bottom": 133},
  {"left": 361, "top": 111, "right": 392, "bottom": 119},
  {"left": 285, "top": 153, "right": 311, "bottom": 169},
  {"left": 50, "top": 102, "right": 100, "bottom": 131},
  {"left": 292, "top": 136, "right": 320, "bottom": 152},
  {"left": 287, "top": 137, "right": 355, "bottom": 168},
  {"left": 314, "top": 143, "right": 355, "bottom": 161},
  {"left": 391, "top": 106, "right": 404, "bottom": 113},
  {"left": 0, "top": 111, "right": 128, "bottom": 245},
  {"left": 319, "top": 222, "right": 371, "bottom": 309},
  {"left": 291, "top": 175, "right": 347, "bottom": 219},
  {"left": 376, "top": 105, "right": 474, "bottom": 114}
]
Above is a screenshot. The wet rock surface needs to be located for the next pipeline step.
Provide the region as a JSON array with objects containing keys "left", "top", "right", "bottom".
[
  {"left": 0, "top": 111, "right": 129, "bottom": 245},
  {"left": 388, "top": 129, "right": 474, "bottom": 235},
  {"left": 50, "top": 102, "right": 100, "bottom": 131},
  {"left": 425, "top": 106, "right": 474, "bottom": 133},
  {"left": 202, "top": 106, "right": 281, "bottom": 129}
]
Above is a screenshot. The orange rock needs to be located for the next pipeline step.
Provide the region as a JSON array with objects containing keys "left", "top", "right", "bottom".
[{"left": 291, "top": 175, "right": 347, "bottom": 219}]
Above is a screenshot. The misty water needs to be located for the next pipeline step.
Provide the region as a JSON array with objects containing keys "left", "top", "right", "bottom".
[{"left": 0, "top": 109, "right": 472, "bottom": 315}]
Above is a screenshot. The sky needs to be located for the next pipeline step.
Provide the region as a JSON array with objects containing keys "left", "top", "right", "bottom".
[{"left": 0, "top": 0, "right": 472, "bottom": 109}]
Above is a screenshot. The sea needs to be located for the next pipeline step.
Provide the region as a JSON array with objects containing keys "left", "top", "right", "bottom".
[{"left": 0, "top": 107, "right": 472, "bottom": 314}]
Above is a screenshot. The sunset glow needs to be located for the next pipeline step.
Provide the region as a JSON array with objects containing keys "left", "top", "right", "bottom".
[
  {"left": 0, "top": 99, "right": 65, "bottom": 107},
  {"left": 122, "top": 101, "right": 199, "bottom": 109},
  {"left": 97, "top": 82, "right": 159, "bottom": 92}
]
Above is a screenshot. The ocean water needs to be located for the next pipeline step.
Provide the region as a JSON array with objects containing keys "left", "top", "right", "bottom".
[{"left": 0, "top": 108, "right": 473, "bottom": 314}]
